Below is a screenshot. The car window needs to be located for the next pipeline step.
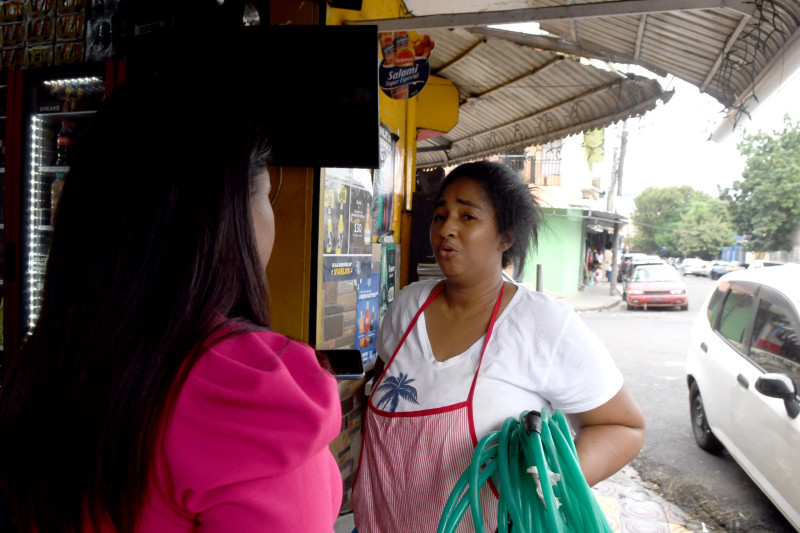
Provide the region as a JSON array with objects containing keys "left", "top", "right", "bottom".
[
  {"left": 633, "top": 266, "right": 680, "bottom": 282},
  {"left": 717, "top": 284, "right": 756, "bottom": 352},
  {"left": 706, "top": 280, "right": 729, "bottom": 327},
  {"left": 750, "top": 289, "right": 800, "bottom": 391}
]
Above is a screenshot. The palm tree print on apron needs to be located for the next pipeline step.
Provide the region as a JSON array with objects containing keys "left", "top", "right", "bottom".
[{"left": 375, "top": 372, "right": 419, "bottom": 411}]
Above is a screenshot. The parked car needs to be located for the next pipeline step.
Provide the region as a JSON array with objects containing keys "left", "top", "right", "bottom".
[
  {"left": 748, "top": 260, "right": 786, "bottom": 269},
  {"left": 617, "top": 252, "right": 649, "bottom": 282},
  {"left": 709, "top": 260, "right": 745, "bottom": 280},
  {"left": 686, "top": 264, "right": 800, "bottom": 530},
  {"left": 623, "top": 263, "right": 688, "bottom": 310},
  {"left": 622, "top": 256, "right": 665, "bottom": 285},
  {"left": 679, "top": 257, "right": 710, "bottom": 277}
]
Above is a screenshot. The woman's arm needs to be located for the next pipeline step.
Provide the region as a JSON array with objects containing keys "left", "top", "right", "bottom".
[{"left": 571, "top": 383, "right": 645, "bottom": 487}]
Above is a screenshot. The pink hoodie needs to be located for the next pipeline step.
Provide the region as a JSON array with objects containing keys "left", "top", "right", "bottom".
[{"left": 135, "top": 329, "right": 343, "bottom": 532}]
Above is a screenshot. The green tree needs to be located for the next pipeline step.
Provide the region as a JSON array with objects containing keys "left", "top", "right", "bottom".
[
  {"left": 722, "top": 116, "right": 800, "bottom": 251},
  {"left": 675, "top": 195, "right": 735, "bottom": 259},
  {"left": 630, "top": 186, "right": 697, "bottom": 254}
]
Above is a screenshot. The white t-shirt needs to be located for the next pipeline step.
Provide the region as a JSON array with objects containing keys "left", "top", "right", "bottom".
[{"left": 375, "top": 280, "right": 624, "bottom": 438}]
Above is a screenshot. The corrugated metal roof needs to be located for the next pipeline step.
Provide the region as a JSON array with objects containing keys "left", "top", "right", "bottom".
[
  {"left": 416, "top": 27, "right": 671, "bottom": 167},
  {"left": 350, "top": 0, "right": 800, "bottom": 167}
]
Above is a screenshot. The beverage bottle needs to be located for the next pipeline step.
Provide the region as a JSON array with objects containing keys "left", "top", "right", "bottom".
[
  {"left": 56, "top": 119, "right": 75, "bottom": 167},
  {"left": 51, "top": 172, "right": 66, "bottom": 225},
  {"left": 325, "top": 207, "right": 333, "bottom": 253},
  {"left": 364, "top": 208, "right": 371, "bottom": 246},
  {"left": 335, "top": 211, "right": 344, "bottom": 254}
]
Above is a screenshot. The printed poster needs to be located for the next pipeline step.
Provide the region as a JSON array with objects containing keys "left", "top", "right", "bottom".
[
  {"left": 322, "top": 168, "right": 373, "bottom": 282},
  {"left": 355, "top": 272, "right": 380, "bottom": 368},
  {"left": 379, "top": 241, "right": 396, "bottom": 326},
  {"left": 373, "top": 124, "right": 396, "bottom": 239}
]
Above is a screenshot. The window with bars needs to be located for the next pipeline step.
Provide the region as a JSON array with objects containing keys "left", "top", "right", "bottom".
[{"left": 532, "top": 139, "right": 562, "bottom": 186}]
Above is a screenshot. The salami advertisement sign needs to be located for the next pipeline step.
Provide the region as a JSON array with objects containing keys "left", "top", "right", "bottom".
[{"left": 378, "top": 31, "right": 435, "bottom": 100}]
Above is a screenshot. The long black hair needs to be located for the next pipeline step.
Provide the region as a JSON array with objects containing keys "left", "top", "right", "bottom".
[
  {"left": 0, "top": 67, "right": 273, "bottom": 532},
  {"left": 438, "top": 160, "right": 541, "bottom": 274}
]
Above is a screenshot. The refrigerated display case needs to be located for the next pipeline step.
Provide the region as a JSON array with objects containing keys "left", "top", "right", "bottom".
[
  {"left": 0, "top": 65, "right": 118, "bottom": 371},
  {"left": 22, "top": 70, "right": 106, "bottom": 334}
]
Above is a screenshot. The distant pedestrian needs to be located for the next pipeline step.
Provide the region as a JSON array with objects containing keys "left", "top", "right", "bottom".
[{"left": 603, "top": 248, "right": 613, "bottom": 281}]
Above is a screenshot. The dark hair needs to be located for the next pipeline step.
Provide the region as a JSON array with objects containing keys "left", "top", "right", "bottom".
[
  {"left": 0, "top": 68, "right": 272, "bottom": 532},
  {"left": 437, "top": 160, "right": 540, "bottom": 273}
]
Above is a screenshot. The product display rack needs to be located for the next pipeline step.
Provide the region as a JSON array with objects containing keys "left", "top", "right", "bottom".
[{"left": 25, "top": 106, "right": 96, "bottom": 332}]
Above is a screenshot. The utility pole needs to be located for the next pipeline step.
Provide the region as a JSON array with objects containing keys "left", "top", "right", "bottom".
[
  {"left": 606, "top": 147, "right": 617, "bottom": 213},
  {"left": 609, "top": 120, "right": 628, "bottom": 296},
  {"left": 617, "top": 121, "right": 628, "bottom": 197}
]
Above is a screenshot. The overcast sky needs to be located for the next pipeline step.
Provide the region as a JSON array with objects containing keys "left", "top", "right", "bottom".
[{"left": 621, "top": 68, "right": 800, "bottom": 199}]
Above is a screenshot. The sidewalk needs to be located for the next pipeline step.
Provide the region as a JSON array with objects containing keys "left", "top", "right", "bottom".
[
  {"left": 334, "top": 279, "right": 700, "bottom": 533},
  {"left": 549, "top": 277, "right": 626, "bottom": 312}
]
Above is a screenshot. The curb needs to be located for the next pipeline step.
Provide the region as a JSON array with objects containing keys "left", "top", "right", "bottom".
[{"left": 574, "top": 298, "right": 625, "bottom": 313}]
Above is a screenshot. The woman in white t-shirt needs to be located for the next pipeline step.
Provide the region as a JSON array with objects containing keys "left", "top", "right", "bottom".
[{"left": 352, "top": 160, "right": 645, "bottom": 533}]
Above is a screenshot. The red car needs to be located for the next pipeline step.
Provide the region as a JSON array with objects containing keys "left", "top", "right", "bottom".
[{"left": 624, "top": 264, "right": 689, "bottom": 310}]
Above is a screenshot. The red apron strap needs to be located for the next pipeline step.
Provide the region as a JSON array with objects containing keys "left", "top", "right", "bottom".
[
  {"left": 467, "top": 282, "right": 504, "bottom": 402},
  {"left": 373, "top": 283, "right": 445, "bottom": 389}
]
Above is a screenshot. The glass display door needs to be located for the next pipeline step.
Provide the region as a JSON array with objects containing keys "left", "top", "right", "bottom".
[{"left": 23, "top": 72, "right": 105, "bottom": 334}]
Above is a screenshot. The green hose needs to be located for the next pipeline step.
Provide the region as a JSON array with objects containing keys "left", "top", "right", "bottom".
[{"left": 436, "top": 409, "right": 613, "bottom": 533}]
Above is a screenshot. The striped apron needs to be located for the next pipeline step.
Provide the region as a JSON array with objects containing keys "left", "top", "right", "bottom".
[{"left": 352, "top": 283, "right": 503, "bottom": 532}]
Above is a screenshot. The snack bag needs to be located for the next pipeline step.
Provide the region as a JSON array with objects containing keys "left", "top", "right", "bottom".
[
  {"left": 24, "top": 43, "right": 53, "bottom": 68},
  {"left": 54, "top": 39, "right": 81, "bottom": 64},
  {"left": 26, "top": 16, "right": 55, "bottom": 44},
  {"left": 1, "top": 20, "right": 24, "bottom": 46},
  {"left": 0, "top": 1, "right": 25, "bottom": 22}
]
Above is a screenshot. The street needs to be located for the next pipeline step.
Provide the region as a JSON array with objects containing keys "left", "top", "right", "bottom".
[{"left": 579, "top": 274, "right": 796, "bottom": 532}]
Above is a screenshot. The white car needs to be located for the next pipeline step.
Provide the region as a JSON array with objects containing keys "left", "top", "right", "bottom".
[
  {"left": 748, "top": 260, "right": 786, "bottom": 269},
  {"left": 679, "top": 257, "right": 710, "bottom": 277},
  {"left": 686, "top": 264, "right": 800, "bottom": 530}
]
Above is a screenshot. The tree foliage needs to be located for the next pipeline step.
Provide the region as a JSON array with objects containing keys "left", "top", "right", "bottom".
[
  {"left": 675, "top": 196, "right": 735, "bottom": 259},
  {"left": 722, "top": 116, "right": 800, "bottom": 252},
  {"left": 630, "top": 186, "right": 735, "bottom": 258},
  {"left": 630, "top": 186, "right": 695, "bottom": 254}
]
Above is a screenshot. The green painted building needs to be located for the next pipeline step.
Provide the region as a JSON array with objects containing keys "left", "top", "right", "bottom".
[{"left": 520, "top": 208, "right": 624, "bottom": 297}]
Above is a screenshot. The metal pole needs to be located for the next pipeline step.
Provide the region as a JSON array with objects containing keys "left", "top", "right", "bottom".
[
  {"left": 536, "top": 264, "right": 543, "bottom": 292},
  {"left": 609, "top": 121, "right": 628, "bottom": 297},
  {"left": 610, "top": 222, "right": 620, "bottom": 296},
  {"left": 617, "top": 121, "right": 628, "bottom": 196}
]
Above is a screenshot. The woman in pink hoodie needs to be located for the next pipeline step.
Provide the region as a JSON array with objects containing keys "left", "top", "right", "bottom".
[{"left": 0, "top": 46, "right": 342, "bottom": 533}]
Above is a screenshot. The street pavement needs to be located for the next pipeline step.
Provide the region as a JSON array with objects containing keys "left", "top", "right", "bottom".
[{"left": 334, "top": 279, "right": 699, "bottom": 533}]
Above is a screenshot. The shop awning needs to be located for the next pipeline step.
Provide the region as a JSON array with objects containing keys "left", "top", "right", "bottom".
[
  {"left": 412, "top": 32, "right": 672, "bottom": 167},
  {"left": 351, "top": 0, "right": 800, "bottom": 166}
]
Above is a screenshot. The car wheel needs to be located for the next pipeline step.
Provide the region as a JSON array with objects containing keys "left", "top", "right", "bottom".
[
  {"left": 680, "top": 303, "right": 689, "bottom": 311},
  {"left": 626, "top": 302, "right": 634, "bottom": 310},
  {"left": 690, "top": 382, "right": 723, "bottom": 453},
  {"left": 710, "top": 272, "right": 718, "bottom": 280}
]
